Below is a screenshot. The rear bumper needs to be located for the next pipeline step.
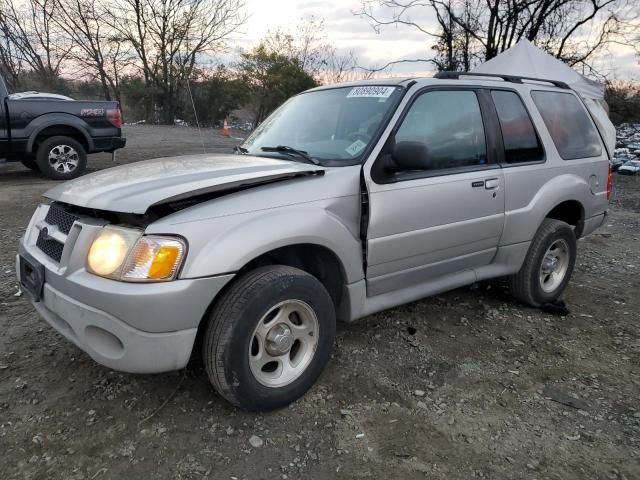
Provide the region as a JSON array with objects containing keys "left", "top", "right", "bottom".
[{"left": 92, "top": 136, "right": 126, "bottom": 153}]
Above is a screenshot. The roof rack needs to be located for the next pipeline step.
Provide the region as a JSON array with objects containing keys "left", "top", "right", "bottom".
[{"left": 434, "top": 71, "right": 570, "bottom": 90}]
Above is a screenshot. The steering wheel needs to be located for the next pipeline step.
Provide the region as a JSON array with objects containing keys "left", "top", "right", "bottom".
[{"left": 347, "top": 131, "right": 371, "bottom": 143}]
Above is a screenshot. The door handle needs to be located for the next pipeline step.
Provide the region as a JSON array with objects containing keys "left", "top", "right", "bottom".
[{"left": 484, "top": 178, "right": 500, "bottom": 190}]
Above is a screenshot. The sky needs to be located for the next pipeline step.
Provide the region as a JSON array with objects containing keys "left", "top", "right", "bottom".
[{"left": 226, "top": 0, "right": 639, "bottom": 80}]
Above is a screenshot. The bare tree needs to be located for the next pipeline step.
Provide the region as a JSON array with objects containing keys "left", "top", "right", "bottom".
[
  {"left": 0, "top": 13, "right": 23, "bottom": 87},
  {"left": 53, "top": 0, "right": 130, "bottom": 102},
  {"left": 605, "top": 80, "right": 640, "bottom": 124},
  {"left": 430, "top": 0, "right": 482, "bottom": 71},
  {"left": 263, "top": 16, "right": 327, "bottom": 77},
  {"left": 105, "top": 0, "right": 246, "bottom": 123},
  {"left": 322, "top": 50, "right": 362, "bottom": 84},
  {"left": 355, "top": 0, "right": 638, "bottom": 73},
  {"left": 262, "top": 16, "right": 362, "bottom": 84},
  {"left": 0, "top": 0, "right": 71, "bottom": 89}
]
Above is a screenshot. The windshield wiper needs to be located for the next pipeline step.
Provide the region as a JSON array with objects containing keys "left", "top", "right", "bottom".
[
  {"left": 234, "top": 145, "right": 249, "bottom": 154},
  {"left": 260, "top": 145, "right": 320, "bottom": 165}
]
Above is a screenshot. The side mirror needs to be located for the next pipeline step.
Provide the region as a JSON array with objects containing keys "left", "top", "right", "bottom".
[{"left": 392, "top": 141, "right": 431, "bottom": 170}]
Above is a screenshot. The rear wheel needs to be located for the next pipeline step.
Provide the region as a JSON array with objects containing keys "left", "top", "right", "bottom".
[
  {"left": 509, "top": 218, "right": 577, "bottom": 307},
  {"left": 36, "top": 136, "right": 87, "bottom": 180},
  {"left": 202, "top": 265, "right": 336, "bottom": 411}
]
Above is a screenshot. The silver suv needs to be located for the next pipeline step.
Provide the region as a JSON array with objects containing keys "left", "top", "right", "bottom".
[{"left": 17, "top": 74, "right": 611, "bottom": 410}]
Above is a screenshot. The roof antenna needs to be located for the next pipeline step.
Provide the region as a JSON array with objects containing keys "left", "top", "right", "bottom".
[{"left": 186, "top": 79, "right": 207, "bottom": 154}]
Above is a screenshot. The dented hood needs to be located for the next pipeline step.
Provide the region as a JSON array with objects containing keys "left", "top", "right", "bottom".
[{"left": 44, "top": 154, "right": 324, "bottom": 214}]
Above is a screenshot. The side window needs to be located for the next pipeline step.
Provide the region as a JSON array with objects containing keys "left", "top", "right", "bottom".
[
  {"left": 491, "top": 90, "right": 544, "bottom": 163},
  {"left": 395, "top": 90, "right": 487, "bottom": 170},
  {"left": 531, "top": 91, "right": 602, "bottom": 160}
]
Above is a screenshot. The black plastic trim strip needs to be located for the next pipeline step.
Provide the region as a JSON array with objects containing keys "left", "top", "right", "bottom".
[{"left": 434, "top": 71, "right": 571, "bottom": 89}]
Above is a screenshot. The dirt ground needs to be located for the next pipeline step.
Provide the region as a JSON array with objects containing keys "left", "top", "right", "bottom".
[{"left": 1, "top": 125, "right": 639, "bottom": 480}]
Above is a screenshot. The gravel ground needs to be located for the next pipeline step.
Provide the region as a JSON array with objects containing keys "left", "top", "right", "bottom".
[{"left": 1, "top": 125, "right": 639, "bottom": 480}]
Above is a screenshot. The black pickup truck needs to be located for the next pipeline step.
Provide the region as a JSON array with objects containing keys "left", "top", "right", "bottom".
[{"left": 0, "top": 75, "right": 125, "bottom": 180}]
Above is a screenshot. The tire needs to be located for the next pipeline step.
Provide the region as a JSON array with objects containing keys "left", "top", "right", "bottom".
[
  {"left": 203, "top": 265, "right": 336, "bottom": 411},
  {"left": 36, "top": 136, "right": 87, "bottom": 180},
  {"left": 508, "top": 218, "right": 577, "bottom": 307},
  {"left": 19, "top": 156, "right": 40, "bottom": 172}
]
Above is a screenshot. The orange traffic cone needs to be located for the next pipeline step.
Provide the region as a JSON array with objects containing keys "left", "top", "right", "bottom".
[{"left": 222, "top": 118, "right": 230, "bottom": 137}]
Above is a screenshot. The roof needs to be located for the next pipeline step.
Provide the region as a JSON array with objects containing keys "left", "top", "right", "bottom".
[
  {"left": 310, "top": 73, "right": 572, "bottom": 93},
  {"left": 307, "top": 77, "right": 417, "bottom": 91},
  {"left": 434, "top": 71, "right": 570, "bottom": 89}
]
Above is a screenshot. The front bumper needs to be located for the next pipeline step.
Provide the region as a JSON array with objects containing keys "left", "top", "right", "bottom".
[
  {"left": 17, "top": 203, "right": 234, "bottom": 373},
  {"left": 33, "top": 283, "right": 198, "bottom": 373}
]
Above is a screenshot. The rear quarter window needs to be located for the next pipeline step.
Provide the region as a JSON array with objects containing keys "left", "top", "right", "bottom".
[{"left": 531, "top": 91, "right": 602, "bottom": 160}]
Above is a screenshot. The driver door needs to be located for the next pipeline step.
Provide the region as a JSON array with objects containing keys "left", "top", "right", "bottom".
[{"left": 363, "top": 88, "right": 505, "bottom": 296}]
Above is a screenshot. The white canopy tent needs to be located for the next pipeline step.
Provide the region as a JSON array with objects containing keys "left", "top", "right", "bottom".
[{"left": 471, "top": 39, "right": 615, "bottom": 157}]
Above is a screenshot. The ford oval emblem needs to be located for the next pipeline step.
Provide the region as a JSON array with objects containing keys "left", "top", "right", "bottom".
[{"left": 41, "top": 227, "right": 51, "bottom": 241}]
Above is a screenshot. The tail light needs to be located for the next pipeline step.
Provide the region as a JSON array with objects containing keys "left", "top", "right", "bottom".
[
  {"left": 606, "top": 164, "right": 613, "bottom": 201},
  {"left": 107, "top": 108, "right": 122, "bottom": 128}
]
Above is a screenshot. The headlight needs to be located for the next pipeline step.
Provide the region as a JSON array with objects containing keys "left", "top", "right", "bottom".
[
  {"left": 87, "top": 226, "right": 140, "bottom": 277},
  {"left": 87, "top": 226, "right": 186, "bottom": 282}
]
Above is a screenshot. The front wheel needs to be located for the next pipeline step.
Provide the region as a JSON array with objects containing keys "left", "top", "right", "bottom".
[
  {"left": 509, "top": 218, "right": 577, "bottom": 307},
  {"left": 36, "top": 136, "right": 87, "bottom": 180},
  {"left": 203, "top": 266, "right": 336, "bottom": 411}
]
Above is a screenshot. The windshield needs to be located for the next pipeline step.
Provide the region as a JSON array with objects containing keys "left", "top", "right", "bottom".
[{"left": 241, "top": 86, "right": 404, "bottom": 165}]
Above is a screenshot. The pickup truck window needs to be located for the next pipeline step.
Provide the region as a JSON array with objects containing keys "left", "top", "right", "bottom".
[
  {"left": 491, "top": 90, "right": 544, "bottom": 164},
  {"left": 241, "top": 86, "right": 403, "bottom": 165},
  {"left": 394, "top": 90, "right": 487, "bottom": 170},
  {"left": 531, "top": 90, "right": 602, "bottom": 160}
]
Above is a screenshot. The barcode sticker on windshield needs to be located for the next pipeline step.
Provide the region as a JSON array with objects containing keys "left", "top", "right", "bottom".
[
  {"left": 346, "top": 139, "right": 367, "bottom": 156},
  {"left": 347, "top": 86, "right": 395, "bottom": 98}
]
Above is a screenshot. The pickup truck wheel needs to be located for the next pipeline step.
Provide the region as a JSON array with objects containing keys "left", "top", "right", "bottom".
[
  {"left": 36, "top": 136, "right": 87, "bottom": 180},
  {"left": 202, "top": 265, "right": 336, "bottom": 411},
  {"left": 20, "top": 156, "right": 40, "bottom": 172},
  {"left": 509, "top": 218, "right": 576, "bottom": 307}
]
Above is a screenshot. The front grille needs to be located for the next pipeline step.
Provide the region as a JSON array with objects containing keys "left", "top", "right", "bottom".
[
  {"left": 35, "top": 203, "right": 80, "bottom": 262},
  {"left": 45, "top": 204, "right": 79, "bottom": 235},
  {"left": 36, "top": 233, "right": 64, "bottom": 262}
]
